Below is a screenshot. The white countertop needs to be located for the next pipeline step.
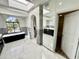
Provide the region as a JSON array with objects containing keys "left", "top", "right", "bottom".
[{"left": 3, "top": 32, "right": 25, "bottom": 38}]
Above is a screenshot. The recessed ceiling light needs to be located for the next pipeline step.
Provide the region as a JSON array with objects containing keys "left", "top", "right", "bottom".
[
  {"left": 59, "top": 14, "right": 62, "bottom": 16},
  {"left": 59, "top": 2, "right": 63, "bottom": 5},
  {"left": 17, "top": 0, "right": 29, "bottom": 5},
  {"left": 16, "top": 0, "right": 34, "bottom": 11}
]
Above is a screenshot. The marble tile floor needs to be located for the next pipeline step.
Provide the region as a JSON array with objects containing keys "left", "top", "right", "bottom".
[{"left": 0, "top": 36, "right": 67, "bottom": 59}]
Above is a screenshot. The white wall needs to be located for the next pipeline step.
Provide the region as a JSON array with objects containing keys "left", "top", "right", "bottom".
[
  {"left": 18, "top": 17, "right": 27, "bottom": 27},
  {"left": 74, "top": 11, "right": 79, "bottom": 59},
  {"left": 43, "top": 16, "right": 49, "bottom": 28},
  {"left": 52, "top": 13, "right": 58, "bottom": 51},
  {"left": 62, "top": 11, "right": 79, "bottom": 59},
  {"left": 43, "top": 15, "right": 56, "bottom": 28},
  {"left": 26, "top": 7, "right": 39, "bottom": 39},
  {"left": 0, "top": 14, "right": 6, "bottom": 28}
]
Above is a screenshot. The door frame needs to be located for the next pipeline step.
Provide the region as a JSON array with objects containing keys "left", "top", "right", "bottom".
[{"left": 56, "top": 9, "right": 79, "bottom": 59}]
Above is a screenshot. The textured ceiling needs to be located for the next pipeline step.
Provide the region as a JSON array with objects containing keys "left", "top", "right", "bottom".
[
  {"left": 27, "top": 0, "right": 79, "bottom": 13},
  {"left": 27, "top": 0, "right": 48, "bottom": 5},
  {"left": 27, "top": 0, "right": 49, "bottom": 12}
]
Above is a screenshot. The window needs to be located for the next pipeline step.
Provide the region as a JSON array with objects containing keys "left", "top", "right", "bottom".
[{"left": 6, "top": 16, "right": 20, "bottom": 33}]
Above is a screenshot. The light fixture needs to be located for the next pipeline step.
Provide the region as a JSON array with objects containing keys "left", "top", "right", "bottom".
[
  {"left": 59, "top": 14, "right": 62, "bottom": 16},
  {"left": 17, "top": 0, "right": 29, "bottom": 5},
  {"left": 16, "top": 0, "right": 34, "bottom": 11},
  {"left": 59, "top": 2, "right": 63, "bottom": 6}
]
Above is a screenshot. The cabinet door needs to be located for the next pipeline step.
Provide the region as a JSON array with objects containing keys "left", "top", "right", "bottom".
[
  {"left": 43, "top": 34, "right": 54, "bottom": 51},
  {"left": 62, "top": 11, "right": 79, "bottom": 59}
]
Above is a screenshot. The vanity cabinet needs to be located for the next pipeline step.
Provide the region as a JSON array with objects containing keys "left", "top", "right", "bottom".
[{"left": 3, "top": 32, "right": 25, "bottom": 43}]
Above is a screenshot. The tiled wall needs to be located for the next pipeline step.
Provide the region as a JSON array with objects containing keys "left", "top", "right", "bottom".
[{"left": 0, "top": 27, "right": 28, "bottom": 35}]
